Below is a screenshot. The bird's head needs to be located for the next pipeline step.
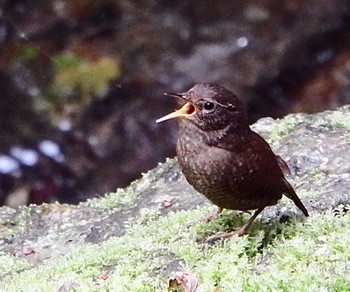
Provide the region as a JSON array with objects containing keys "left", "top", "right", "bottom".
[{"left": 156, "top": 83, "right": 248, "bottom": 131}]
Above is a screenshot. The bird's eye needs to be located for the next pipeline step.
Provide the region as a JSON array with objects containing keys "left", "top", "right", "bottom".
[{"left": 203, "top": 102, "right": 215, "bottom": 111}]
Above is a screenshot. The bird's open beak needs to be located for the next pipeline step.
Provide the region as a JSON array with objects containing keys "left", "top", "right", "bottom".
[{"left": 156, "top": 93, "right": 195, "bottom": 123}]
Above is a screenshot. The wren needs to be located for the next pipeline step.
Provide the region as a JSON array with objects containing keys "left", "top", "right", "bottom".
[{"left": 156, "top": 83, "right": 308, "bottom": 241}]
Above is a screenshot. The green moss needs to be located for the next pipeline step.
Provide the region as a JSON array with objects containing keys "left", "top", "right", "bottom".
[
  {"left": 269, "top": 116, "right": 302, "bottom": 144},
  {"left": 1, "top": 203, "right": 349, "bottom": 291},
  {"left": 0, "top": 206, "right": 30, "bottom": 238},
  {"left": 87, "top": 185, "right": 141, "bottom": 212},
  {"left": 86, "top": 175, "right": 150, "bottom": 212},
  {"left": 307, "top": 168, "right": 328, "bottom": 186},
  {"left": 327, "top": 110, "right": 350, "bottom": 133},
  {"left": 88, "top": 158, "right": 174, "bottom": 211},
  {"left": 0, "top": 255, "right": 31, "bottom": 279}
]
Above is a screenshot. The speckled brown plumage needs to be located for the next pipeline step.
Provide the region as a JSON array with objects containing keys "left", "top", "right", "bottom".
[{"left": 157, "top": 83, "right": 308, "bottom": 240}]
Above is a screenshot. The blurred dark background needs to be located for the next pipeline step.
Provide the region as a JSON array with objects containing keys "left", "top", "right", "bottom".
[{"left": 1, "top": 0, "right": 350, "bottom": 206}]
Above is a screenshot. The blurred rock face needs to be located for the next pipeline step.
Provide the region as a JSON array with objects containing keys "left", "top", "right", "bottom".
[{"left": 1, "top": 0, "right": 350, "bottom": 206}]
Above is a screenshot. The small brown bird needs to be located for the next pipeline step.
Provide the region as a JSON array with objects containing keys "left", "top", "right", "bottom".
[{"left": 156, "top": 83, "right": 308, "bottom": 241}]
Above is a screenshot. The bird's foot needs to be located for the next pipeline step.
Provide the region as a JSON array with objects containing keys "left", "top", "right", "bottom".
[
  {"left": 185, "top": 207, "right": 223, "bottom": 228},
  {"left": 203, "top": 209, "right": 222, "bottom": 222},
  {"left": 184, "top": 214, "right": 217, "bottom": 228},
  {"left": 204, "top": 207, "right": 265, "bottom": 243},
  {"left": 205, "top": 225, "right": 247, "bottom": 244}
]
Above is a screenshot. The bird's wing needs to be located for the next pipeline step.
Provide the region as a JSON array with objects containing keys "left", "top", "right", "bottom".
[{"left": 276, "top": 155, "right": 291, "bottom": 176}]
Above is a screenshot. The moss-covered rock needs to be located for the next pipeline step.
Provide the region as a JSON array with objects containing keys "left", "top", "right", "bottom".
[{"left": 1, "top": 106, "right": 350, "bottom": 291}]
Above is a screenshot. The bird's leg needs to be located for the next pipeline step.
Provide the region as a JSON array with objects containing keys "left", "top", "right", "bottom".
[
  {"left": 205, "top": 207, "right": 264, "bottom": 243},
  {"left": 231, "top": 207, "right": 264, "bottom": 236},
  {"left": 185, "top": 207, "right": 223, "bottom": 228},
  {"left": 204, "top": 207, "right": 223, "bottom": 222}
]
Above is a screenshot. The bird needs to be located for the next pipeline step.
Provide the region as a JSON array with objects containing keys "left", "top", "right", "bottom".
[{"left": 156, "top": 83, "right": 309, "bottom": 241}]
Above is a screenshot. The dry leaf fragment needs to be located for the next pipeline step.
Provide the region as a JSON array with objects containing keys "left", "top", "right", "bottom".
[{"left": 168, "top": 271, "right": 199, "bottom": 292}]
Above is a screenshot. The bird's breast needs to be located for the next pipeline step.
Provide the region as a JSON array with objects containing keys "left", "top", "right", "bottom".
[
  {"left": 176, "top": 134, "right": 234, "bottom": 196},
  {"left": 176, "top": 128, "right": 284, "bottom": 210}
]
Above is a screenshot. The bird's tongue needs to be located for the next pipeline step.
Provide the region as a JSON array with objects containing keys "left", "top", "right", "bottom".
[{"left": 156, "top": 102, "right": 195, "bottom": 123}]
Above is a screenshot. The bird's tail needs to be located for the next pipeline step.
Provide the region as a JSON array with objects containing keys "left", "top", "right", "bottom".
[{"left": 283, "top": 178, "right": 309, "bottom": 216}]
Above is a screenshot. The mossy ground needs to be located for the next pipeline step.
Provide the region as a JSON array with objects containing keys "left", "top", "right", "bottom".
[
  {"left": 2, "top": 108, "right": 350, "bottom": 291},
  {"left": 1, "top": 202, "right": 349, "bottom": 291}
]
